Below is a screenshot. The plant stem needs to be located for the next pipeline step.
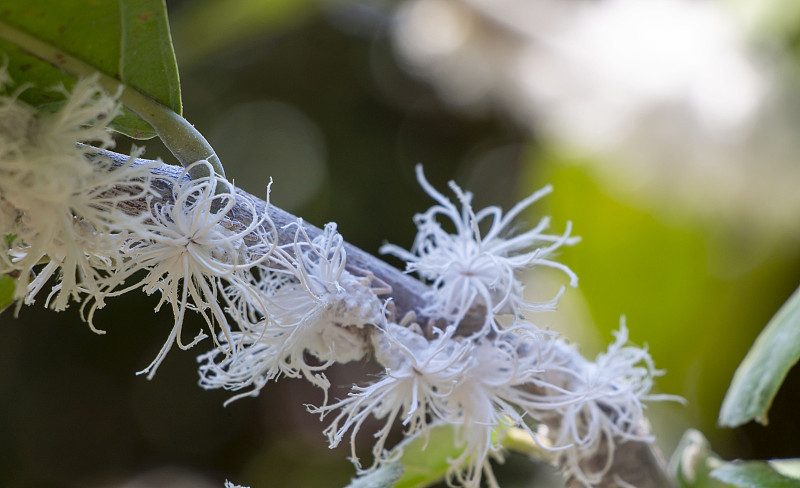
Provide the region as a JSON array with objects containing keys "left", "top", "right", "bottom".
[{"left": 0, "top": 20, "right": 225, "bottom": 179}]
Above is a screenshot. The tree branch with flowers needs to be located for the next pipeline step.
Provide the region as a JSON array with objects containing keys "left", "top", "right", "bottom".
[{"left": 2, "top": 2, "right": 799, "bottom": 488}]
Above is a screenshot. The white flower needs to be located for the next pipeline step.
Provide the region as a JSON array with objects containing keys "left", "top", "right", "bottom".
[
  {"left": 101, "top": 160, "right": 272, "bottom": 378},
  {"left": 443, "top": 325, "right": 578, "bottom": 488},
  {"left": 198, "top": 222, "right": 384, "bottom": 396},
  {"left": 265, "top": 222, "right": 382, "bottom": 359},
  {"left": 310, "top": 321, "right": 470, "bottom": 472},
  {"left": 381, "top": 165, "right": 578, "bottom": 332},
  {"left": 442, "top": 334, "right": 531, "bottom": 488},
  {"left": 39, "top": 76, "right": 120, "bottom": 150},
  {"left": 0, "top": 75, "right": 153, "bottom": 313},
  {"left": 23, "top": 151, "right": 157, "bottom": 311},
  {"left": 311, "top": 320, "right": 575, "bottom": 488},
  {"left": 198, "top": 331, "right": 282, "bottom": 405},
  {"left": 540, "top": 323, "right": 682, "bottom": 486}
]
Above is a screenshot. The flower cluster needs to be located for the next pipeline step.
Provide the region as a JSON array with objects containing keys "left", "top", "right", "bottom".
[
  {"left": 95, "top": 161, "right": 273, "bottom": 378},
  {"left": 198, "top": 220, "right": 385, "bottom": 398},
  {"left": 0, "top": 71, "right": 270, "bottom": 378},
  {"left": 381, "top": 165, "right": 579, "bottom": 331},
  {"left": 0, "top": 71, "right": 155, "bottom": 315},
  {"left": 299, "top": 168, "right": 676, "bottom": 487},
  {"left": 1, "top": 70, "right": 677, "bottom": 488}
]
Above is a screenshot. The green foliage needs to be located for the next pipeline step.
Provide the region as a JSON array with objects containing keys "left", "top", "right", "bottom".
[
  {"left": 769, "top": 461, "right": 800, "bottom": 480},
  {"left": 0, "top": 273, "right": 13, "bottom": 313},
  {"left": 670, "top": 430, "right": 800, "bottom": 488},
  {"left": 392, "top": 425, "right": 457, "bottom": 488},
  {"left": 712, "top": 462, "right": 800, "bottom": 488},
  {"left": 0, "top": 0, "right": 181, "bottom": 138},
  {"left": 719, "top": 285, "right": 800, "bottom": 427},
  {"left": 344, "top": 462, "right": 405, "bottom": 488},
  {"left": 382, "top": 425, "right": 546, "bottom": 488}
]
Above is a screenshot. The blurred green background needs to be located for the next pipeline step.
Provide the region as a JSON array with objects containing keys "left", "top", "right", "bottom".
[{"left": 2, "top": 0, "right": 800, "bottom": 486}]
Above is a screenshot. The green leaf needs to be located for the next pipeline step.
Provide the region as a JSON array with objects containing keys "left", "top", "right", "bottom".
[
  {"left": 393, "top": 425, "right": 455, "bottom": 488},
  {"left": 389, "top": 424, "right": 545, "bottom": 488},
  {"left": 669, "top": 431, "right": 800, "bottom": 488},
  {"left": 0, "top": 273, "right": 15, "bottom": 313},
  {"left": 769, "top": 460, "right": 800, "bottom": 480},
  {"left": 719, "top": 285, "right": 800, "bottom": 427},
  {"left": 712, "top": 462, "right": 800, "bottom": 488},
  {"left": 0, "top": 0, "right": 181, "bottom": 139},
  {"left": 343, "top": 462, "right": 405, "bottom": 488},
  {"left": 667, "top": 430, "right": 800, "bottom": 488}
]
